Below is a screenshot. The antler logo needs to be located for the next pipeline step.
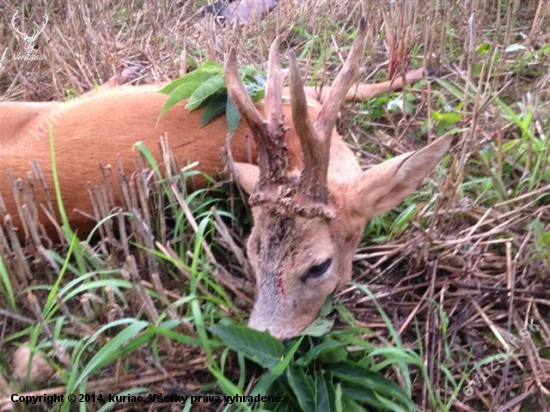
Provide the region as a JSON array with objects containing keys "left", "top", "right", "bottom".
[{"left": 11, "top": 11, "right": 48, "bottom": 60}]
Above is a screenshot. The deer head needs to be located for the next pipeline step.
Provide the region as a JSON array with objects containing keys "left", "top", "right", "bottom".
[
  {"left": 226, "top": 18, "right": 452, "bottom": 339},
  {"left": 11, "top": 11, "right": 49, "bottom": 56}
]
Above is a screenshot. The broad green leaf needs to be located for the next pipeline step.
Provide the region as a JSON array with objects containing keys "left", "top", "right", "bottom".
[
  {"left": 245, "top": 82, "right": 266, "bottom": 103},
  {"left": 332, "top": 362, "right": 413, "bottom": 407},
  {"left": 159, "top": 61, "right": 222, "bottom": 94},
  {"left": 476, "top": 42, "right": 491, "bottom": 56},
  {"left": 301, "top": 317, "right": 334, "bottom": 337},
  {"left": 264, "top": 381, "right": 298, "bottom": 412},
  {"left": 341, "top": 384, "right": 383, "bottom": 408},
  {"left": 319, "top": 296, "right": 334, "bottom": 317},
  {"left": 324, "top": 373, "right": 338, "bottom": 412},
  {"left": 314, "top": 373, "right": 331, "bottom": 412},
  {"left": 158, "top": 81, "right": 205, "bottom": 120},
  {"left": 157, "top": 62, "right": 223, "bottom": 120},
  {"left": 341, "top": 397, "right": 367, "bottom": 412},
  {"left": 209, "top": 323, "right": 284, "bottom": 369},
  {"left": 186, "top": 75, "right": 226, "bottom": 111},
  {"left": 296, "top": 340, "right": 347, "bottom": 366},
  {"left": 287, "top": 366, "right": 316, "bottom": 412},
  {"left": 201, "top": 94, "right": 227, "bottom": 127},
  {"left": 226, "top": 97, "right": 241, "bottom": 133},
  {"left": 251, "top": 336, "right": 303, "bottom": 397}
]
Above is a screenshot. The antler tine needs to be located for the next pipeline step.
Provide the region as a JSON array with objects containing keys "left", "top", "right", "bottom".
[
  {"left": 264, "top": 37, "right": 288, "bottom": 184},
  {"left": 11, "top": 12, "right": 25, "bottom": 37},
  {"left": 225, "top": 49, "right": 271, "bottom": 188},
  {"left": 226, "top": 44, "right": 288, "bottom": 190},
  {"left": 265, "top": 37, "right": 284, "bottom": 132},
  {"left": 314, "top": 17, "right": 367, "bottom": 142},
  {"left": 288, "top": 50, "right": 330, "bottom": 203},
  {"left": 36, "top": 14, "right": 49, "bottom": 37},
  {"left": 30, "top": 14, "right": 49, "bottom": 40}
]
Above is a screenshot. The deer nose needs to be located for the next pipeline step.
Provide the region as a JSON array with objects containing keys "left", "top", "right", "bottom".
[
  {"left": 247, "top": 317, "right": 287, "bottom": 340},
  {"left": 248, "top": 296, "right": 289, "bottom": 340}
]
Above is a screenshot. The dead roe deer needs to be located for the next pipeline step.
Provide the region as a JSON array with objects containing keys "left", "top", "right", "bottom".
[{"left": 0, "top": 19, "right": 451, "bottom": 339}]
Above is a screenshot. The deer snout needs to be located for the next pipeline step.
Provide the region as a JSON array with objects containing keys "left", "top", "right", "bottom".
[
  {"left": 248, "top": 296, "right": 317, "bottom": 340},
  {"left": 248, "top": 313, "right": 311, "bottom": 341}
]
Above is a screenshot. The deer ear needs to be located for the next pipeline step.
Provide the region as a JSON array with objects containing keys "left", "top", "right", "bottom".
[
  {"left": 233, "top": 162, "right": 260, "bottom": 195},
  {"left": 348, "top": 136, "right": 452, "bottom": 220}
]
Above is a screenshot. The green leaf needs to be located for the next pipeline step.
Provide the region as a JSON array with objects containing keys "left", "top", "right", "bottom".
[
  {"left": 287, "top": 366, "right": 316, "bottom": 412},
  {"left": 319, "top": 295, "right": 334, "bottom": 317},
  {"left": 265, "top": 381, "right": 298, "bottom": 411},
  {"left": 341, "top": 384, "right": 383, "bottom": 408},
  {"left": 296, "top": 340, "right": 348, "bottom": 366},
  {"left": 226, "top": 97, "right": 241, "bottom": 134},
  {"left": 368, "top": 346, "right": 422, "bottom": 366},
  {"left": 332, "top": 362, "right": 413, "bottom": 407},
  {"left": 158, "top": 81, "right": 205, "bottom": 120},
  {"left": 157, "top": 62, "right": 223, "bottom": 120},
  {"left": 245, "top": 82, "right": 266, "bottom": 103},
  {"left": 301, "top": 317, "right": 334, "bottom": 337},
  {"left": 133, "top": 141, "right": 162, "bottom": 179},
  {"left": 74, "top": 320, "right": 149, "bottom": 388},
  {"left": 314, "top": 373, "right": 331, "bottom": 412},
  {"left": 374, "top": 394, "right": 410, "bottom": 412},
  {"left": 334, "top": 383, "right": 344, "bottom": 412},
  {"left": 391, "top": 203, "right": 418, "bottom": 234},
  {"left": 325, "top": 373, "right": 339, "bottom": 412},
  {"left": 209, "top": 323, "right": 284, "bottom": 369},
  {"left": 0, "top": 257, "right": 16, "bottom": 311},
  {"left": 476, "top": 42, "right": 491, "bottom": 56},
  {"left": 159, "top": 61, "right": 223, "bottom": 94},
  {"left": 208, "top": 366, "right": 243, "bottom": 397},
  {"left": 201, "top": 94, "right": 227, "bottom": 127},
  {"left": 186, "top": 75, "right": 226, "bottom": 111},
  {"left": 341, "top": 397, "right": 367, "bottom": 412},
  {"left": 251, "top": 336, "right": 303, "bottom": 397}
]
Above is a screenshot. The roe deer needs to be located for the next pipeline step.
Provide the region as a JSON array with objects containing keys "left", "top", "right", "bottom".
[{"left": 0, "top": 18, "right": 451, "bottom": 339}]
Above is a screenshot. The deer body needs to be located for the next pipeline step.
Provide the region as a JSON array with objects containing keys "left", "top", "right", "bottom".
[
  {"left": 0, "top": 86, "right": 357, "bottom": 236},
  {"left": 1, "top": 19, "right": 451, "bottom": 339}
]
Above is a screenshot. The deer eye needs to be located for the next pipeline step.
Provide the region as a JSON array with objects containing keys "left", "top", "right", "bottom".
[{"left": 304, "top": 258, "right": 332, "bottom": 280}]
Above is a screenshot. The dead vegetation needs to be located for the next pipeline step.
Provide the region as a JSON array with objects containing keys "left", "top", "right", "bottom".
[{"left": 1, "top": 0, "right": 549, "bottom": 411}]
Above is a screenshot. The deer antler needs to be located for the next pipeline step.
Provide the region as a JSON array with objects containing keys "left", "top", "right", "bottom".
[
  {"left": 287, "top": 51, "right": 329, "bottom": 202},
  {"left": 290, "top": 17, "right": 368, "bottom": 203},
  {"left": 11, "top": 12, "right": 48, "bottom": 41},
  {"left": 11, "top": 11, "right": 27, "bottom": 38},
  {"left": 28, "top": 14, "right": 49, "bottom": 42},
  {"left": 225, "top": 38, "right": 288, "bottom": 192},
  {"left": 227, "top": 18, "right": 367, "bottom": 207}
]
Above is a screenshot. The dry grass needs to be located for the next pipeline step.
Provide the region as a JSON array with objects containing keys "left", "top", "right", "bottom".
[{"left": 1, "top": 0, "right": 549, "bottom": 411}]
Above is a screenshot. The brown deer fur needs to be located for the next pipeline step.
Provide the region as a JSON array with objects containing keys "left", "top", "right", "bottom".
[{"left": 0, "top": 20, "right": 451, "bottom": 339}]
